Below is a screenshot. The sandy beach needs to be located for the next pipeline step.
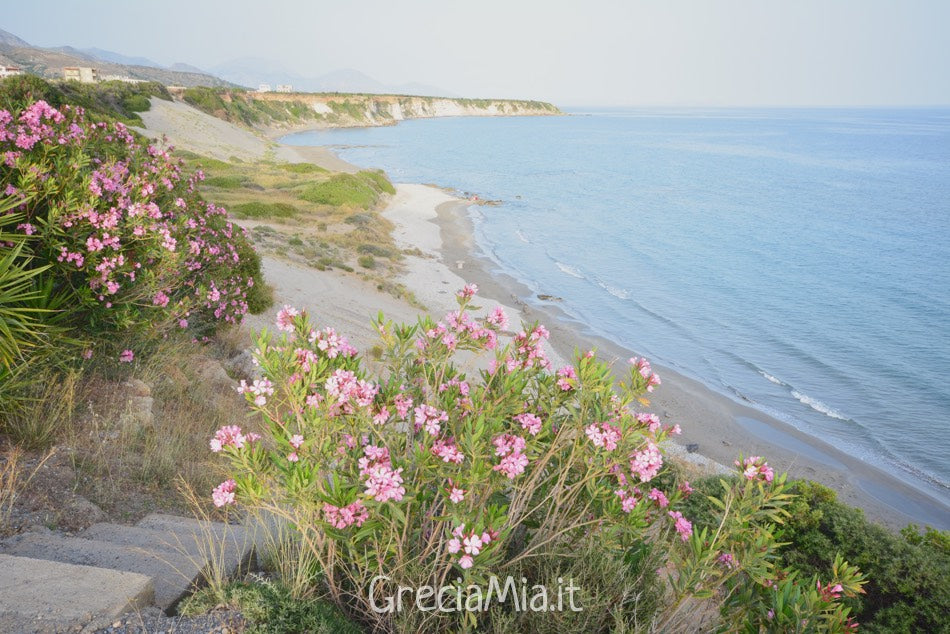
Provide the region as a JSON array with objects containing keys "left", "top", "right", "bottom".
[{"left": 139, "top": 97, "right": 949, "bottom": 530}]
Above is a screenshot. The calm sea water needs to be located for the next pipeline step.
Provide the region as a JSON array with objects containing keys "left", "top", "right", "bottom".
[{"left": 283, "top": 108, "right": 950, "bottom": 503}]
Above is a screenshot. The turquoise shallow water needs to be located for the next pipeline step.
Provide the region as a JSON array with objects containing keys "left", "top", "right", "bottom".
[{"left": 283, "top": 108, "right": 950, "bottom": 505}]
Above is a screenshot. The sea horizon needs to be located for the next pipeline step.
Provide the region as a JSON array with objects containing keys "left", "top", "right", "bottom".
[{"left": 283, "top": 107, "right": 950, "bottom": 510}]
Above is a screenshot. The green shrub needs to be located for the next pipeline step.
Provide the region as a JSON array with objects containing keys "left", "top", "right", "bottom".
[
  {"left": 356, "top": 243, "right": 397, "bottom": 259},
  {"left": 297, "top": 171, "right": 395, "bottom": 209},
  {"left": 231, "top": 202, "right": 299, "bottom": 220},
  {"left": 180, "top": 580, "right": 361, "bottom": 634},
  {"left": 775, "top": 481, "right": 950, "bottom": 633},
  {"left": 204, "top": 175, "right": 247, "bottom": 189},
  {"left": 356, "top": 255, "right": 375, "bottom": 269},
  {"left": 0, "top": 98, "right": 265, "bottom": 368},
  {"left": 275, "top": 162, "right": 328, "bottom": 174},
  {"left": 298, "top": 173, "right": 378, "bottom": 208},
  {"left": 359, "top": 169, "right": 396, "bottom": 195}
]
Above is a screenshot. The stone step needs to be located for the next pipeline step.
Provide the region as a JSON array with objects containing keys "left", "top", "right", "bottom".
[
  {"left": 136, "top": 513, "right": 261, "bottom": 574},
  {"left": 0, "top": 553, "right": 154, "bottom": 633},
  {"left": 80, "top": 522, "right": 207, "bottom": 560},
  {"left": 0, "top": 532, "right": 201, "bottom": 611}
]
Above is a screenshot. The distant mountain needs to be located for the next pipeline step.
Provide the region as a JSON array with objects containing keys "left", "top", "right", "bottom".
[
  {"left": 80, "top": 47, "right": 163, "bottom": 69},
  {"left": 168, "top": 62, "right": 207, "bottom": 74},
  {"left": 0, "top": 26, "right": 233, "bottom": 88},
  {"left": 0, "top": 28, "right": 29, "bottom": 48},
  {"left": 210, "top": 57, "right": 453, "bottom": 96}
]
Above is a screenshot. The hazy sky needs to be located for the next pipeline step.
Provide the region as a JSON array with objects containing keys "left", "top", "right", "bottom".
[{"left": 5, "top": 0, "right": 949, "bottom": 106}]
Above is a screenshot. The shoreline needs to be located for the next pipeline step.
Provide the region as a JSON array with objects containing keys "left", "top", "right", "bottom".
[{"left": 411, "top": 189, "right": 949, "bottom": 531}]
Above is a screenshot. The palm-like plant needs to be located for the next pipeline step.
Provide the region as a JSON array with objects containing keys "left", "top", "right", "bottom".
[{"left": 0, "top": 241, "right": 50, "bottom": 368}]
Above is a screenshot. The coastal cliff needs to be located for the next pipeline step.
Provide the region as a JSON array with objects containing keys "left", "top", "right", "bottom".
[{"left": 171, "top": 86, "right": 561, "bottom": 131}]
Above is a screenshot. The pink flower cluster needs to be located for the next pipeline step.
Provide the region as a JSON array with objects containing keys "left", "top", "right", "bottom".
[
  {"left": 2, "top": 99, "right": 260, "bottom": 343},
  {"left": 514, "top": 412, "right": 542, "bottom": 436},
  {"left": 323, "top": 500, "right": 369, "bottom": 529},
  {"left": 414, "top": 404, "right": 449, "bottom": 436},
  {"left": 668, "top": 510, "right": 693, "bottom": 541},
  {"left": 736, "top": 456, "right": 774, "bottom": 483},
  {"left": 212, "top": 479, "right": 236, "bottom": 507},
  {"left": 209, "top": 425, "right": 261, "bottom": 452},
  {"left": 359, "top": 444, "right": 405, "bottom": 503},
  {"left": 432, "top": 437, "right": 465, "bottom": 464},
  {"left": 447, "top": 523, "right": 497, "bottom": 569},
  {"left": 419, "top": 306, "right": 499, "bottom": 353},
  {"left": 276, "top": 305, "right": 299, "bottom": 332},
  {"left": 629, "top": 357, "right": 662, "bottom": 392},
  {"left": 492, "top": 433, "right": 529, "bottom": 479},
  {"left": 629, "top": 441, "right": 664, "bottom": 482},
  {"left": 309, "top": 326, "right": 357, "bottom": 359},
  {"left": 585, "top": 422, "right": 622, "bottom": 451},
  {"left": 325, "top": 369, "right": 378, "bottom": 414},
  {"left": 237, "top": 378, "right": 275, "bottom": 407},
  {"left": 556, "top": 365, "right": 578, "bottom": 391}
]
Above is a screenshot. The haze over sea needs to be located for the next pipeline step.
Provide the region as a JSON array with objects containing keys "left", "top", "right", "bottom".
[{"left": 284, "top": 108, "right": 950, "bottom": 504}]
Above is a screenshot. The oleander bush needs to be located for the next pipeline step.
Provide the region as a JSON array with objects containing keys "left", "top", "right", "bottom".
[
  {"left": 0, "top": 97, "right": 267, "bottom": 368},
  {"left": 210, "top": 287, "right": 864, "bottom": 632}
]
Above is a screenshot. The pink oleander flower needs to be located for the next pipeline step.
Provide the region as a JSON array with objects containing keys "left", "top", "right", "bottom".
[
  {"left": 119, "top": 349, "right": 134, "bottom": 363},
  {"left": 457, "top": 283, "right": 478, "bottom": 299},
  {"left": 736, "top": 456, "right": 775, "bottom": 483},
  {"left": 648, "top": 488, "right": 669, "bottom": 508},
  {"left": 514, "top": 412, "right": 542, "bottom": 435},
  {"left": 212, "top": 479, "right": 236, "bottom": 507},
  {"left": 556, "top": 365, "right": 578, "bottom": 391},
  {"left": 718, "top": 552, "right": 738, "bottom": 569},
  {"left": 287, "top": 452, "right": 299, "bottom": 462},
  {"left": 373, "top": 407, "right": 390, "bottom": 426},
  {"left": 635, "top": 412, "right": 662, "bottom": 433},
  {"left": 289, "top": 434, "right": 304, "bottom": 449},
  {"left": 679, "top": 480, "right": 694, "bottom": 496},
  {"left": 323, "top": 500, "right": 368, "bottom": 529},
  {"left": 210, "top": 425, "right": 247, "bottom": 452},
  {"left": 363, "top": 463, "right": 405, "bottom": 503},
  {"left": 432, "top": 438, "right": 464, "bottom": 464},
  {"left": 393, "top": 393, "right": 413, "bottom": 419},
  {"left": 82, "top": 348, "right": 93, "bottom": 360},
  {"left": 448, "top": 484, "right": 465, "bottom": 504},
  {"left": 668, "top": 510, "right": 693, "bottom": 541},
  {"left": 630, "top": 441, "right": 663, "bottom": 482},
  {"left": 493, "top": 450, "right": 529, "bottom": 479},
  {"left": 275, "top": 305, "right": 300, "bottom": 332},
  {"left": 630, "top": 356, "right": 662, "bottom": 392},
  {"left": 585, "top": 422, "right": 622, "bottom": 451},
  {"left": 152, "top": 291, "right": 170, "bottom": 307},
  {"left": 615, "top": 488, "right": 640, "bottom": 513},
  {"left": 459, "top": 554, "right": 474, "bottom": 569},
  {"left": 486, "top": 306, "right": 509, "bottom": 329},
  {"left": 414, "top": 404, "right": 448, "bottom": 436}
]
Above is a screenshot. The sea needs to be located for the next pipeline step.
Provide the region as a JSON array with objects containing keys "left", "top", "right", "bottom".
[{"left": 282, "top": 107, "right": 950, "bottom": 507}]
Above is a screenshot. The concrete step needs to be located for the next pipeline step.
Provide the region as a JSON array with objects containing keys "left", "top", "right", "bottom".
[
  {"left": 0, "top": 532, "right": 202, "bottom": 611},
  {"left": 0, "top": 553, "right": 154, "bottom": 633},
  {"left": 80, "top": 522, "right": 208, "bottom": 560},
  {"left": 136, "top": 513, "right": 260, "bottom": 574}
]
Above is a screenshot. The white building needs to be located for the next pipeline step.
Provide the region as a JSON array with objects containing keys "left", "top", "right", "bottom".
[
  {"left": 276, "top": 84, "right": 293, "bottom": 93},
  {"left": 64, "top": 67, "right": 100, "bottom": 83},
  {"left": 257, "top": 83, "right": 272, "bottom": 93},
  {"left": 0, "top": 66, "right": 22, "bottom": 79},
  {"left": 101, "top": 74, "right": 147, "bottom": 84}
]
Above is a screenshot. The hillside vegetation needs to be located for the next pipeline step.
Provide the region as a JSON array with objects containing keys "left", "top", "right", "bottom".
[{"left": 179, "top": 86, "right": 561, "bottom": 129}]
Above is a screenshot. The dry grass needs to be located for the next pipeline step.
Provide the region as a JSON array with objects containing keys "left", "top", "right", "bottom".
[
  {"left": 0, "top": 444, "right": 55, "bottom": 535},
  {"left": 0, "top": 333, "right": 258, "bottom": 532}
]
